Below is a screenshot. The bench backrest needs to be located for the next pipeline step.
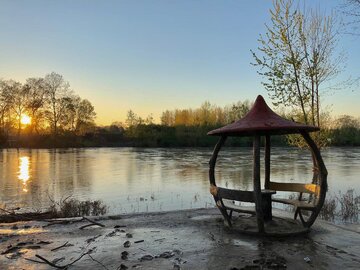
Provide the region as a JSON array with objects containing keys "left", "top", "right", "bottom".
[
  {"left": 269, "top": 182, "right": 320, "bottom": 196},
  {"left": 216, "top": 187, "right": 255, "bottom": 202}
]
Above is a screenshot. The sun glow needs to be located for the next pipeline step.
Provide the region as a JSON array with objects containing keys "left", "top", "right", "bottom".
[
  {"left": 20, "top": 114, "right": 31, "bottom": 125},
  {"left": 18, "top": 156, "right": 30, "bottom": 192}
]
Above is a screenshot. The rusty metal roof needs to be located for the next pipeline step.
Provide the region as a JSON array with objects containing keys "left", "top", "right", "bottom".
[{"left": 208, "top": 95, "right": 319, "bottom": 136}]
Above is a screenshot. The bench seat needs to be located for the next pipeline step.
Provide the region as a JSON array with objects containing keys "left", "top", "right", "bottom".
[
  {"left": 272, "top": 198, "right": 317, "bottom": 210},
  {"left": 222, "top": 200, "right": 256, "bottom": 214}
]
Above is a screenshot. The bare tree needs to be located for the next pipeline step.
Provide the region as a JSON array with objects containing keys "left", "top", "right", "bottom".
[
  {"left": 341, "top": 0, "right": 360, "bottom": 35},
  {"left": 25, "top": 78, "right": 47, "bottom": 134},
  {"left": 44, "top": 72, "right": 73, "bottom": 136},
  {"left": 1, "top": 80, "right": 30, "bottom": 136},
  {"left": 0, "top": 80, "right": 15, "bottom": 134}
]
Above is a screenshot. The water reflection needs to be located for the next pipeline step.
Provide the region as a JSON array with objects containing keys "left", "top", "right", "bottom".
[
  {"left": 18, "top": 156, "right": 30, "bottom": 192},
  {"left": 0, "top": 147, "right": 359, "bottom": 214}
]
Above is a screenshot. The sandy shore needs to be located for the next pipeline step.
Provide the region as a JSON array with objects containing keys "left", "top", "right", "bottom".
[{"left": 0, "top": 208, "right": 359, "bottom": 269}]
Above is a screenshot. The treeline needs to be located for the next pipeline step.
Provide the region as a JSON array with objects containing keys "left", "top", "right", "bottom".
[
  {"left": 99, "top": 105, "right": 360, "bottom": 148},
  {"left": 0, "top": 72, "right": 96, "bottom": 146},
  {"left": 1, "top": 72, "right": 360, "bottom": 148}
]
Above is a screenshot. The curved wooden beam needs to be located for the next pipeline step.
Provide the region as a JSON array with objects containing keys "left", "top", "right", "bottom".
[
  {"left": 208, "top": 136, "right": 232, "bottom": 226},
  {"left": 299, "top": 131, "right": 328, "bottom": 228},
  {"left": 209, "top": 136, "right": 227, "bottom": 187}
]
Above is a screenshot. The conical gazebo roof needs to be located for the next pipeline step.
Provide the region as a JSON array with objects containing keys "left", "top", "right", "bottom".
[{"left": 208, "top": 95, "right": 319, "bottom": 136}]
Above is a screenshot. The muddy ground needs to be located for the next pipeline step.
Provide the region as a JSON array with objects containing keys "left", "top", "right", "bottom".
[{"left": 0, "top": 208, "right": 359, "bottom": 269}]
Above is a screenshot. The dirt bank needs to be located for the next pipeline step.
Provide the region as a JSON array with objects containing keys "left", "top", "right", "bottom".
[{"left": 0, "top": 208, "right": 359, "bottom": 269}]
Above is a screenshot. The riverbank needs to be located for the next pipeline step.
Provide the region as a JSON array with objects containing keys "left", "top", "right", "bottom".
[{"left": 0, "top": 208, "right": 359, "bottom": 269}]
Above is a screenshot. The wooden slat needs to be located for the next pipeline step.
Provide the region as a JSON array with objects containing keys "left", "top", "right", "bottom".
[
  {"left": 269, "top": 182, "right": 320, "bottom": 196},
  {"left": 222, "top": 200, "right": 256, "bottom": 214},
  {"left": 272, "top": 198, "right": 317, "bottom": 210},
  {"left": 217, "top": 187, "right": 255, "bottom": 202}
]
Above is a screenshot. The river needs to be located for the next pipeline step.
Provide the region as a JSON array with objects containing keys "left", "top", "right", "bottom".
[{"left": 0, "top": 147, "right": 359, "bottom": 214}]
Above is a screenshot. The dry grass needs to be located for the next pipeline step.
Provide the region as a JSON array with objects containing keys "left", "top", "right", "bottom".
[
  {"left": 319, "top": 189, "right": 359, "bottom": 223},
  {"left": 48, "top": 196, "right": 107, "bottom": 218}
]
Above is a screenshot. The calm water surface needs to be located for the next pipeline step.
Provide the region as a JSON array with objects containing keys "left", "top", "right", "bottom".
[{"left": 0, "top": 147, "right": 359, "bottom": 214}]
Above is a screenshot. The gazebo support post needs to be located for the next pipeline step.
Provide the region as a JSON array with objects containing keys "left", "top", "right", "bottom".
[
  {"left": 264, "top": 135, "right": 271, "bottom": 190},
  {"left": 253, "top": 135, "right": 264, "bottom": 233}
]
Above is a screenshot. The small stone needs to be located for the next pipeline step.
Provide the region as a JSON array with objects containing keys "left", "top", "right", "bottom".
[
  {"left": 140, "top": 254, "right": 154, "bottom": 261},
  {"left": 304, "top": 256, "right": 311, "bottom": 263},
  {"left": 106, "top": 230, "right": 117, "bottom": 237},
  {"left": 159, "top": 251, "right": 175, "bottom": 258},
  {"left": 37, "top": 241, "right": 52, "bottom": 245},
  {"left": 114, "top": 225, "right": 126, "bottom": 228},
  {"left": 119, "top": 263, "right": 128, "bottom": 270},
  {"left": 123, "top": 241, "right": 131, "bottom": 248},
  {"left": 126, "top": 233, "right": 133, "bottom": 238},
  {"left": 121, "top": 251, "right": 129, "bottom": 260}
]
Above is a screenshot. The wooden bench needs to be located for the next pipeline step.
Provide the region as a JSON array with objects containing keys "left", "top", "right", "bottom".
[
  {"left": 210, "top": 185, "right": 275, "bottom": 225},
  {"left": 269, "top": 181, "right": 321, "bottom": 226}
]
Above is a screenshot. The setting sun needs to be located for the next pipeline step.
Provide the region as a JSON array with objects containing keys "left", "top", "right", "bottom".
[{"left": 20, "top": 114, "right": 31, "bottom": 125}]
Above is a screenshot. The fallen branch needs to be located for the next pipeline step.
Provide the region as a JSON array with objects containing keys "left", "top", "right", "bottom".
[
  {"left": 134, "top": 240, "right": 144, "bottom": 243},
  {"left": 35, "top": 255, "right": 66, "bottom": 269},
  {"left": 51, "top": 241, "right": 72, "bottom": 252},
  {"left": 88, "top": 254, "right": 110, "bottom": 270},
  {"left": 34, "top": 248, "right": 94, "bottom": 269},
  {"left": 24, "top": 257, "right": 46, "bottom": 264},
  {"left": 79, "top": 217, "right": 105, "bottom": 229}
]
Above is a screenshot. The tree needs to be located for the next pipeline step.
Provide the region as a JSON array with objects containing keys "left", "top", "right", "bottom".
[
  {"left": 252, "top": 0, "right": 341, "bottom": 130},
  {"left": 224, "top": 100, "right": 251, "bottom": 124},
  {"left": 0, "top": 80, "right": 16, "bottom": 134},
  {"left": 24, "top": 77, "right": 47, "bottom": 134},
  {"left": 75, "top": 99, "right": 96, "bottom": 135},
  {"left": 341, "top": 0, "right": 360, "bottom": 35},
  {"left": 44, "top": 72, "right": 73, "bottom": 135},
  {"left": 125, "top": 109, "right": 139, "bottom": 127},
  {"left": 160, "top": 110, "right": 175, "bottom": 126},
  {"left": 1, "top": 80, "right": 30, "bottom": 136}
]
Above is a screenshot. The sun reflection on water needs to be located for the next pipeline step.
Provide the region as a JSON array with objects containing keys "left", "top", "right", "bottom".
[{"left": 18, "top": 156, "right": 30, "bottom": 192}]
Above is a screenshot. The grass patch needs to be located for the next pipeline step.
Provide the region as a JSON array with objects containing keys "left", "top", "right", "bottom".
[
  {"left": 320, "top": 189, "right": 359, "bottom": 223},
  {"left": 48, "top": 197, "right": 107, "bottom": 218}
]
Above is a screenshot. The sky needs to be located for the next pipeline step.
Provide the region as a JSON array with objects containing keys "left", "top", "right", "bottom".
[{"left": 0, "top": 0, "right": 359, "bottom": 125}]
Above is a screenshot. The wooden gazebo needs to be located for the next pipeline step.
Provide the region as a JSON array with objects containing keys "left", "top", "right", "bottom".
[{"left": 208, "top": 95, "right": 328, "bottom": 235}]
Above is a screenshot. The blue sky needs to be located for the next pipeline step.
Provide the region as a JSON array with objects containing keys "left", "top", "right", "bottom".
[{"left": 0, "top": 0, "right": 358, "bottom": 124}]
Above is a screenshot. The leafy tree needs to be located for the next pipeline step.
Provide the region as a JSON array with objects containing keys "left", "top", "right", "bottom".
[
  {"left": 224, "top": 100, "right": 251, "bottom": 123},
  {"left": 160, "top": 110, "right": 175, "bottom": 126},
  {"left": 125, "top": 109, "right": 141, "bottom": 127},
  {"left": 252, "top": 0, "right": 341, "bottom": 129},
  {"left": 75, "top": 99, "right": 96, "bottom": 135}
]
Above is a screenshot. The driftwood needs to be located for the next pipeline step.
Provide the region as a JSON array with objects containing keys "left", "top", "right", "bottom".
[
  {"left": 43, "top": 218, "right": 83, "bottom": 228},
  {"left": 0, "top": 208, "right": 55, "bottom": 223}
]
